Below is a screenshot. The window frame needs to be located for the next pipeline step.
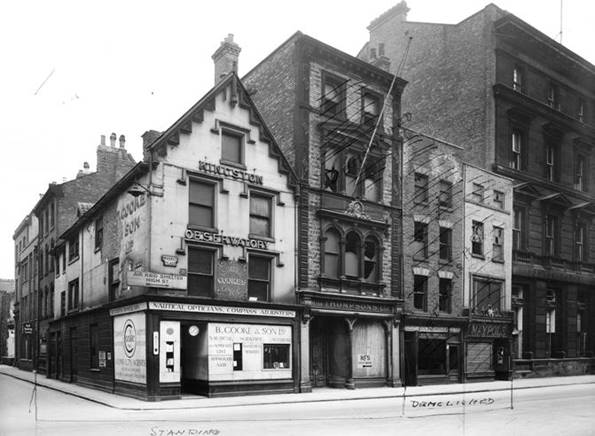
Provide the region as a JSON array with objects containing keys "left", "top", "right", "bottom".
[
  {"left": 321, "top": 72, "right": 346, "bottom": 120},
  {"left": 472, "top": 277, "right": 502, "bottom": 314},
  {"left": 544, "top": 214, "right": 559, "bottom": 257},
  {"left": 471, "top": 220, "right": 484, "bottom": 257},
  {"left": 360, "top": 89, "right": 382, "bottom": 128},
  {"left": 413, "top": 274, "right": 428, "bottom": 311},
  {"left": 188, "top": 178, "right": 216, "bottom": 230},
  {"left": 513, "top": 206, "right": 526, "bottom": 251},
  {"left": 414, "top": 173, "right": 429, "bottom": 204},
  {"left": 89, "top": 323, "right": 99, "bottom": 370},
  {"left": 67, "top": 279, "right": 79, "bottom": 312},
  {"left": 512, "top": 65, "right": 523, "bottom": 92},
  {"left": 249, "top": 191, "right": 274, "bottom": 239},
  {"left": 248, "top": 254, "right": 272, "bottom": 302},
  {"left": 187, "top": 246, "right": 215, "bottom": 298},
  {"left": 94, "top": 216, "right": 103, "bottom": 251},
  {"left": 439, "top": 180, "right": 453, "bottom": 208},
  {"left": 68, "top": 236, "right": 79, "bottom": 262},
  {"left": 263, "top": 343, "right": 291, "bottom": 370},
  {"left": 413, "top": 221, "right": 429, "bottom": 259},
  {"left": 438, "top": 278, "right": 452, "bottom": 313},
  {"left": 492, "top": 226, "right": 504, "bottom": 263},
  {"left": 220, "top": 128, "right": 245, "bottom": 167},
  {"left": 439, "top": 227, "right": 452, "bottom": 261},
  {"left": 471, "top": 183, "right": 484, "bottom": 203},
  {"left": 493, "top": 190, "right": 505, "bottom": 209},
  {"left": 574, "top": 153, "right": 587, "bottom": 192},
  {"left": 575, "top": 222, "right": 588, "bottom": 263},
  {"left": 108, "top": 258, "right": 120, "bottom": 302},
  {"left": 511, "top": 129, "right": 524, "bottom": 170}
]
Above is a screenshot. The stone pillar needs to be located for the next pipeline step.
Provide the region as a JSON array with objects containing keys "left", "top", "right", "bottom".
[
  {"left": 390, "top": 319, "right": 401, "bottom": 386},
  {"left": 345, "top": 318, "right": 357, "bottom": 389},
  {"left": 300, "top": 314, "right": 312, "bottom": 393}
]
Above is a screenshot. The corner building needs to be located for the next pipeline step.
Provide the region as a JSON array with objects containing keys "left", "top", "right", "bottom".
[
  {"left": 361, "top": 1, "right": 595, "bottom": 377},
  {"left": 48, "top": 72, "right": 300, "bottom": 399},
  {"left": 244, "top": 32, "right": 407, "bottom": 390}
]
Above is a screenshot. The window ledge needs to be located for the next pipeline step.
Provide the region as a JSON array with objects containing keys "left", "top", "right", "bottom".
[
  {"left": 219, "top": 159, "right": 246, "bottom": 170},
  {"left": 491, "top": 259, "right": 505, "bottom": 264},
  {"left": 94, "top": 246, "right": 101, "bottom": 254},
  {"left": 248, "top": 234, "right": 275, "bottom": 243},
  {"left": 471, "top": 254, "right": 485, "bottom": 260},
  {"left": 187, "top": 225, "right": 219, "bottom": 234},
  {"left": 68, "top": 256, "right": 80, "bottom": 266}
]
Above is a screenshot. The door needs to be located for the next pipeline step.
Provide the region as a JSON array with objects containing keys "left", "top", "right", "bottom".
[
  {"left": 404, "top": 332, "right": 417, "bottom": 386},
  {"left": 448, "top": 344, "right": 460, "bottom": 381},
  {"left": 310, "top": 319, "right": 328, "bottom": 387},
  {"left": 69, "top": 327, "right": 77, "bottom": 382}
]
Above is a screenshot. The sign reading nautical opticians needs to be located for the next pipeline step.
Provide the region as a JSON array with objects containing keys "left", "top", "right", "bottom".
[
  {"left": 198, "top": 161, "right": 263, "bottom": 185},
  {"left": 185, "top": 229, "right": 270, "bottom": 249}
]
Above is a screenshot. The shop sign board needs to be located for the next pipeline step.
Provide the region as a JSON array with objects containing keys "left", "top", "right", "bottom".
[
  {"left": 207, "top": 323, "right": 292, "bottom": 381},
  {"left": 98, "top": 351, "right": 107, "bottom": 368},
  {"left": 357, "top": 354, "right": 373, "bottom": 368},
  {"left": 109, "top": 302, "right": 148, "bottom": 317},
  {"left": 23, "top": 323, "right": 33, "bottom": 335},
  {"left": 113, "top": 313, "right": 146, "bottom": 384},
  {"left": 127, "top": 271, "right": 187, "bottom": 290},
  {"left": 468, "top": 322, "right": 509, "bottom": 338},
  {"left": 216, "top": 260, "right": 248, "bottom": 300},
  {"left": 148, "top": 301, "right": 295, "bottom": 318}
]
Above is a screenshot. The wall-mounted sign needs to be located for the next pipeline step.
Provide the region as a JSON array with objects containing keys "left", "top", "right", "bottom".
[
  {"left": 185, "top": 229, "right": 270, "bottom": 250},
  {"left": 357, "top": 354, "right": 373, "bottom": 368},
  {"left": 217, "top": 260, "right": 248, "bottom": 300},
  {"left": 109, "top": 302, "right": 148, "bottom": 317},
  {"left": 159, "top": 321, "right": 180, "bottom": 383},
  {"left": 198, "top": 161, "right": 263, "bottom": 185},
  {"left": 161, "top": 255, "right": 178, "bottom": 267},
  {"left": 148, "top": 301, "right": 296, "bottom": 318},
  {"left": 113, "top": 313, "right": 146, "bottom": 384},
  {"left": 468, "top": 322, "right": 509, "bottom": 338},
  {"left": 23, "top": 323, "right": 33, "bottom": 335},
  {"left": 98, "top": 351, "right": 106, "bottom": 368},
  {"left": 127, "top": 271, "right": 187, "bottom": 290},
  {"left": 188, "top": 325, "right": 199, "bottom": 336},
  {"left": 309, "top": 298, "right": 394, "bottom": 314}
]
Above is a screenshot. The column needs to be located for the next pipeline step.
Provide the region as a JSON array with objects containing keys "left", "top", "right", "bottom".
[
  {"left": 345, "top": 318, "right": 357, "bottom": 389},
  {"left": 300, "top": 314, "right": 312, "bottom": 393},
  {"left": 390, "top": 319, "right": 401, "bottom": 386}
]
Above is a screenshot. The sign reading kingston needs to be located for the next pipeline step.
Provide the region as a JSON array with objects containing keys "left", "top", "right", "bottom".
[
  {"left": 127, "top": 271, "right": 187, "bottom": 290},
  {"left": 185, "top": 229, "right": 270, "bottom": 250},
  {"left": 148, "top": 301, "right": 296, "bottom": 318},
  {"left": 198, "top": 161, "right": 263, "bottom": 185}
]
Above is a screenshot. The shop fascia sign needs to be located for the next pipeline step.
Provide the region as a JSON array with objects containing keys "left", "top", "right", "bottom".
[
  {"left": 468, "top": 322, "right": 509, "bottom": 338},
  {"left": 198, "top": 161, "right": 263, "bottom": 185},
  {"left": 148, "top": 301, "right": 296, "bottom": 318},
  {"left": 185, "top": 228, "right": 270, "bottom": 250},
  {"left": 127, "top": 271, "right": 187, "bottom": 290}
]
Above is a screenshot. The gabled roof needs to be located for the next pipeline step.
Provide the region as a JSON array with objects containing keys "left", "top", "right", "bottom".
[{"left": 145, "top": 72, "right": 298, "bottom": 188}]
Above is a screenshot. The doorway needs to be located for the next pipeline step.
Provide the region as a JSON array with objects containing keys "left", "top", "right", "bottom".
[{"left": 180, "top": 321, "right": 207, "bottom": 395}]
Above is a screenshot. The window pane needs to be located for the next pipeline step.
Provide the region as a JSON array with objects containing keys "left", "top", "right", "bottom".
[
  {"left": 190, "top": 181, "right": 213, "bottom": 206},
  {"left": 263, "top": 344, "right": 290, "bottom": 369},
  {"left": 345, "top": 233, "right": 360, "bottom": 278},
  {"left": 248, "top": 281, "right": 269, "bottom": 301},
  {"left": 189, "top": 204, "right": 213, "bottom": 228},
  {"left": 188, "top": 275, "right": 213, "bottom": 297},
  {"left": 250, "top": 195, "right": 271, "bottom": 216},
  {"left": 222, "top": 131, "right": 242, "bottom": 163},
  {"left": 325, "top": 230, "right": 339, "bottom": 253},
  {"left": 188, "top": 249, "right": 213, "bottom": 274},
  {"left": 325, "top": 253, "right": 339, "bottom": 278},
  {"left": 249, "top": 257, "right": 270, "bottom": 280},
  {"left": 250, "top": 216, "right": 270, "bottom": 237}
]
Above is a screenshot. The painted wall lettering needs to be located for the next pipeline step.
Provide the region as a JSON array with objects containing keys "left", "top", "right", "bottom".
[
  {"left": 198, "top": 161, "right": 263, "bottom": 185},
  {"left": 185, "top": 229, "right": 270, "bottom": 249}
]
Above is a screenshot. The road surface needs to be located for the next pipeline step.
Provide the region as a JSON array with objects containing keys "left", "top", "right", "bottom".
[{"left": 1, "top": 374, "right": 594, "bottom": 435}]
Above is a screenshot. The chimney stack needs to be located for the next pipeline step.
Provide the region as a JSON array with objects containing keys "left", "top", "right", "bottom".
[
  {"left": 100, "top": 134, "right": 106, "bottom": 146},
  {"left": 109, "top": 132, "right": 117, "bottom": 147},
  {"left": 119, "top": 134, "right": 126, "bottom": 148},
  {"left": 211, "top": 34, "right": 241, "bottom": 85}
]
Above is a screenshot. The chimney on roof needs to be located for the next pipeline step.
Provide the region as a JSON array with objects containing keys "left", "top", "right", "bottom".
[
  {"left": 212, "top": 34, "right": 241, "bottom": 85},
  {"left": 109, "top": 132, "right": 117, "bottom": 147},
  {"left": 77, "top": 161, "right": 92, "bottom": 178},
  {"left": 119, "top": 134, "right": 126, "bottom": 149},
  {"left": 100, "top": 135, "right": 106, "bottom": 146},
  {"left": 371, "top": 56, "right": 391, "bottom": 72}
]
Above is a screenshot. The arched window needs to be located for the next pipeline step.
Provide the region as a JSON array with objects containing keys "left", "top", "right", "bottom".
[
  {"left": 345, "top": 155, "right": 360, "bottom": 196},
  {"left": 345, "top": 232, "right": 360, "bottom": 279},
  {"left": 323, "top": 229, "right": 340, "bottom": 279},
  {"left": 364, "top": 236, "right": 379, "bottom": 283}
]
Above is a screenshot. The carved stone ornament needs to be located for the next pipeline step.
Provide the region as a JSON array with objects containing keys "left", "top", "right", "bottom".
[{"left": 345, "top": 200, "right": 369, "bottom": 220}]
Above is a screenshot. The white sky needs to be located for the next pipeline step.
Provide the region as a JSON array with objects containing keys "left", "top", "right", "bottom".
[{"left": 1, "top": 0, "right": 594, "bottom": 279}]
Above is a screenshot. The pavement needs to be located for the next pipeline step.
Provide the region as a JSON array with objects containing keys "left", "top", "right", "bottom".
[{"left": 1, "top": 364, "right": 594, "bottom": 411}]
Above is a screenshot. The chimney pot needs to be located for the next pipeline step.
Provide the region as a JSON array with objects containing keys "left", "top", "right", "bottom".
[
  {"left": 100, "top": 135, "right": 106, "bottom": 146},
  {"left": 83, "top": 162, "right": 90, "bottom": 169},
  {"left": 110, "top": 132, "right": 117, "bottom": 147},
  {"left": 119, "top": 134, "right": 126, "bottom": 148}
]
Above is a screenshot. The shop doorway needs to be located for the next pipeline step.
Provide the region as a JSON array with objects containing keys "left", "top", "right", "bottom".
[
  {"left": 180, "top": 322, "right": 207, "bottom": 395},
  {"left": 310, "top": 317, "right": 349, "bottom": 388}
]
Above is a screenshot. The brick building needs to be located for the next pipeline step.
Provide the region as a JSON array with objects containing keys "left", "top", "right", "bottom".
[
  {"left": 244, "top": 32, "right": 407, "bottom": 389},
  {"left": 13, "top": 214, "right": 38, "bottom": 370},
  {"left": 0, "top": 279, "right": 15, "bottom": 362},
  {"left": 361, "top": 1, "right": 595, "bottom": 376},
  {"left": 16, "top": 136, "right": 136, "bottom": 374},
  {"left": 47, "top": 61, "right": 300, "bottom": 400}
]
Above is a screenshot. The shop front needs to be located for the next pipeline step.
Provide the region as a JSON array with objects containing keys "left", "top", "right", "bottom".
[
  {"left": 403, "top": 316, "right": 466, "bottom": 386},
  {"left": 110, "top": 297, "right": 301, "bottom": 400},
  {"left": 299, "top": 290, "right": 401, "bottom": 390},
  {"left": 465, "top": 317, "right": 513, "bottom": 381}
]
